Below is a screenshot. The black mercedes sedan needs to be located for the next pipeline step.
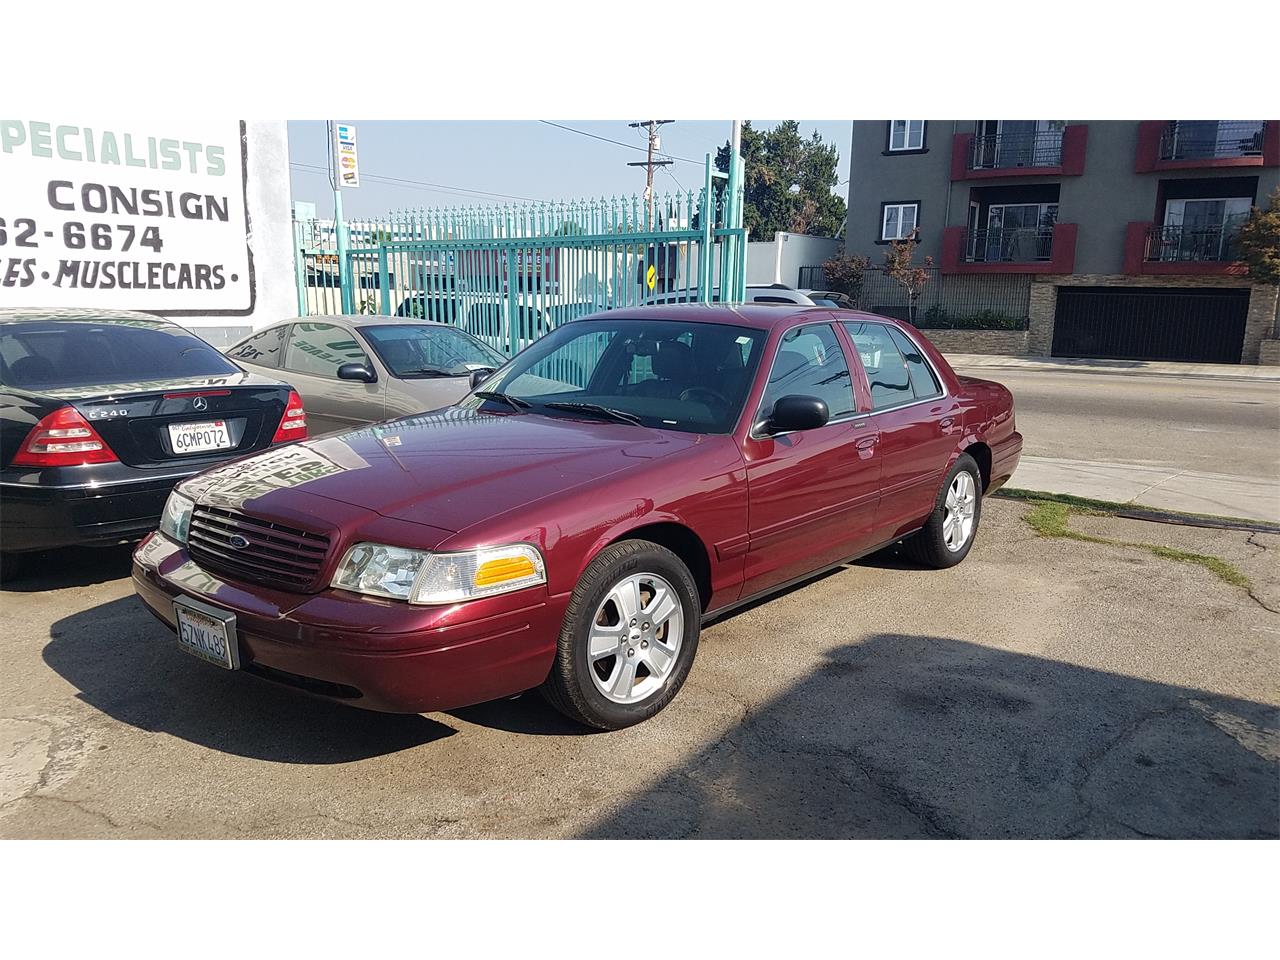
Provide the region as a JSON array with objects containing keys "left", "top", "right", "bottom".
[{"left": 0, "top": 309, "right": 307, "bottom": 580}]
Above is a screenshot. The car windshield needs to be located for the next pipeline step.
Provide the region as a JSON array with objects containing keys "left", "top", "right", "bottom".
[
  {"left": 0, "top": 319, "right": 238, "bottom": 390},
  {"left": 462, "top": 317, "right": 767, "bottom": 434},
  {"left": 361, "top": 323, "right": 506, "bottom": 377}
]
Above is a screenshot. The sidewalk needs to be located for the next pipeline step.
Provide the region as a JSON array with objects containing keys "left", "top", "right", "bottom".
[
  {"left": 946, "top": 354, "right": 1280, "bottom": 383},
  {"left": 1010, "top": 456, "right": 1280, "bottom": 524}
]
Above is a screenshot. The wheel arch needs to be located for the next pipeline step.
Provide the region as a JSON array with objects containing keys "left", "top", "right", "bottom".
[
  {"left": 962, "top": 440, "right": 993, "bottom": 492},
  {"left": 605, "top": 520, "right": 713, "bottom": 612}
]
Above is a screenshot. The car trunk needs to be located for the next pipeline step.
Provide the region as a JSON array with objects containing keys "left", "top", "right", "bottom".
[{"left": 69, "top": 381, "right": 292, "bottom": 468}]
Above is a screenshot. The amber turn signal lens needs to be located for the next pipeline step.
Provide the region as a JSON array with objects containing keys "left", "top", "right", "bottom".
[{"left": 474, "top": 555, "right": 537, "bottom": 587}]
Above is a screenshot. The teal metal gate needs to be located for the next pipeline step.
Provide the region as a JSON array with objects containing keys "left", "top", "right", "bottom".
[{"left": 294, "top": 155, "right": 747, "bottom": 356}]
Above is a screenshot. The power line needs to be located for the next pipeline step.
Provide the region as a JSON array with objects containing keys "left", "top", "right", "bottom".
[
  {"left": 538, "top": 120, "right": 703, "bottom": 166},
  {"left": 289, "top": 161, "right": 546, "bottom": 204}
]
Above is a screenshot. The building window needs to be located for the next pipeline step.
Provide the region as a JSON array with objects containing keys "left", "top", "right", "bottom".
[
  {"left": 887, "top": 121, "right": 926, "bottom": 152},
  {"left": 881, "top": 202, "right": 919, "bottom": 241}
]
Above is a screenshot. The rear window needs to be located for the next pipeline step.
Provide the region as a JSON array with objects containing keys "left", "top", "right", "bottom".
[{"left": 0, "top": 320, "right": 238, "bottom": 390}]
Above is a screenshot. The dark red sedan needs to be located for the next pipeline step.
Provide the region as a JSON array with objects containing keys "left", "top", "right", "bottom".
[{"left": 133, "top": 305, "right": 1021, "bottom": 729}]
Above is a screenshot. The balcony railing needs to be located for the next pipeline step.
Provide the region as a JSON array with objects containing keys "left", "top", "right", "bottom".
[
  {"left": 968, "top": 131, "right": 1064, "bottom": 170},
  {"left": 1145, "top": 222, "right": 1244, "bottom": 263},
  {"left": 1158, "top": 121, "right": 1267, "bottom": 161},
  {"left": 963, "top": 227, "right": 1055, "bottom": 263}
]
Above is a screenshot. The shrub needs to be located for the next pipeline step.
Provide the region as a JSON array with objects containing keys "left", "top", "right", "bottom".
[
  {"left": 1235, "top": 187, "right": 1280, "bottom": 285},
  {"left": 916, "top": 306, "right": 1026, "bottom": 330},
  {"left": 820, "top": 253, "right": 870, "bottom": 302}
]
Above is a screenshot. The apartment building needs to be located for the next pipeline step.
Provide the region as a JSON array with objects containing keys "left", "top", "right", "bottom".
[{"left": 843, "top": 121, "right": 1279, "bottom": 364}]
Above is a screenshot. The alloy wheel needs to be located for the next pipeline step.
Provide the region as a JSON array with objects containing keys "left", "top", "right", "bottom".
[
  {"left": 943, "top": 471, "right": 977, "bottom": 552},
  {"left": 587, "top": 572, "right": 684, "bottom": 704}
]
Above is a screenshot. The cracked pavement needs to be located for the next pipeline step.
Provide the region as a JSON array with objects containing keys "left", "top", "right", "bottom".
[{"left": 1, "top": 500, "right": 1277, "bottom": 838}]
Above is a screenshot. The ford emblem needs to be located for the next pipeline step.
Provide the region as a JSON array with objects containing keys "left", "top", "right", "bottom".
[{"left": 228, "top": 534, "right": 250, "bottom": 550}]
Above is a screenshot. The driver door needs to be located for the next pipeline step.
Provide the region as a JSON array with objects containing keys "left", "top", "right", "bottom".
[
  {"left": 280, "top": 322, "right": 386, "bottom": 435},
  {"left": 740, "top": 323, "right": 883, "bottom": 599}
]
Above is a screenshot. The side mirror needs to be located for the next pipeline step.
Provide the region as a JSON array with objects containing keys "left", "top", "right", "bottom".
[
  {"left": 337, "top": 362, "right": 377, "bottom": 384},
  {"left": 764, "top": 395, "right": 830, "bottom": 434},
  {"left": 469, "top": 367, "right": 495, "bottom": 389}
]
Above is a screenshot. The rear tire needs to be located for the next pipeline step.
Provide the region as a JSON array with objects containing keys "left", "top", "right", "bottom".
[
  {"left": 540, "top": 540, "right": 700, "bottom": 730},
  {"left": 901, "top": 453, "right": 983, "bottom": 569}
]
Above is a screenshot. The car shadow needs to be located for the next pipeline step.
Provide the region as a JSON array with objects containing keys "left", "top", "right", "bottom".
[
  {"left": 447, "top": 695, "right": 595, "bottom": 737},
  {"left": 2, "top": 543, "right": 137, "bottom": 593},
  {"left": 579, "top": 634, "right": 1279, "bottom": 839},
  {"left": 45, "top": 595, "right": 454, "bottom": 763}
]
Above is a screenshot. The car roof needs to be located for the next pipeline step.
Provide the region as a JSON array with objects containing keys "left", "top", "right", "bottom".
[
  {"left": 571, "top": 303, "right": 901, "bottom": 332},
  {"left": 279, "top": 314, "right": 455, "bottom": 329},
  {"left": 0, "top": 307, "right": 172, "bottom": 327}
]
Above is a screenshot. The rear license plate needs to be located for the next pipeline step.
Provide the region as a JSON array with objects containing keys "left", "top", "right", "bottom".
[
  {"left": 174, "top": 598, "right": 239, "bottom": 670},
  {"left": 168, "top": 420, "right": 232, "bottom": 455}
]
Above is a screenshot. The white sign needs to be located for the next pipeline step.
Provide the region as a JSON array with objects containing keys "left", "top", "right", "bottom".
[
  {"left": 0, "top": 120, "right": 254, "bottom": 314},
  {"left": 333, "top": 122, "right": 359, "bottom": 189}
]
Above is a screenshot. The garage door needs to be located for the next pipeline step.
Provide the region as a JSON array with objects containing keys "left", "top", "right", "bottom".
[{"left": 1052, "top": 287, "right": 1249, "bottom": 364}]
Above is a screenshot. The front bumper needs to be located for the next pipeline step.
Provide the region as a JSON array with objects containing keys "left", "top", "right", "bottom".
[
  {"left": 0, "top": 472, "right": 197, "bottom": 552},
  {"left": 131, "top": 532, "right": 563, "bottom": 714}
]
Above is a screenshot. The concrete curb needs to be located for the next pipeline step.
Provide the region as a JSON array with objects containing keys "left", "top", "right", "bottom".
[{"left": 945, "top": 354, "right": 1280, "bottom": 383}]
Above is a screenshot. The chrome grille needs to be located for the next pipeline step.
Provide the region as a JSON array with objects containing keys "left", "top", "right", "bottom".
[{"left": 187, "top": 505, "right": 331, "bottom": 590}]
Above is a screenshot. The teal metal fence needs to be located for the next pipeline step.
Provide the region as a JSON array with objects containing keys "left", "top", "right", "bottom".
[{"left": 294, "top": 156, "right": 747, "bottom": 357}]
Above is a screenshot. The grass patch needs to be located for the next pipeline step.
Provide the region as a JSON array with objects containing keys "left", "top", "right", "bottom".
[
  {"left": 1020, "top": 499, "right": 1252, "bottom": 590},
  {"left": 998, "top": 487, "right": 1280, "bottom": 531}
]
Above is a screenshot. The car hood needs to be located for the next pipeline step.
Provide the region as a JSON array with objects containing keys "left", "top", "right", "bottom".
[{"left": 182, "top": 407, "right": 700, "bottom": 535}]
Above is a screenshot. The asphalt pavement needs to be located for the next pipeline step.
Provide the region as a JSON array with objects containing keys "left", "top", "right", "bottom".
[
  {"left": 2, "top": 500, "right": 1276, "bottom": 839},
  {"left": 948, "top": 360, "right": 1280, "bottom": 522}
]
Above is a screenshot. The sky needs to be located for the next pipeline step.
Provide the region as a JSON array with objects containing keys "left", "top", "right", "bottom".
[{"left": 287, "top": 120, "right": 852, "bottom": 220}]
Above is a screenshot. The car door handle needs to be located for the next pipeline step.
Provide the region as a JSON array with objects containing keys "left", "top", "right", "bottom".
[
  {"left": 940, "top": 416, "right": 956, "bottom": 431},
  {"left": 855, "top": 436, "right": 878, "bottom": 451}
]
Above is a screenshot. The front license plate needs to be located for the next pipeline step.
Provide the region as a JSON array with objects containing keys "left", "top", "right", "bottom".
[
  {"left": 174, "top": 598, "right": 239, "bottom": 670},
  {"left": 168, "top": 420, "right": 233, "bottom": 455}
]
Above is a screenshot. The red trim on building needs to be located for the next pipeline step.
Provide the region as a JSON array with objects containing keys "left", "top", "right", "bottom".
[
  {"left": 950, "top": 125, "right": 1088, "bottom": 181},
  {"left": 1135, "top": 120, "right": 1278, "bottom": 172},
  {"left": 1123, "top": 220, "right": 1250, "bottom": 276},
  {"left": 940, "top": 223, "right": 1077, "bottom": 275},
  {"left": 1123, "top": 222, "right": 1148, "bottom": 274}
]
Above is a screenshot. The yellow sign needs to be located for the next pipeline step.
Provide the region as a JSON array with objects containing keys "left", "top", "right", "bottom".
[{"left": 646, "top": 264, "right": 657, "bottom": 290}]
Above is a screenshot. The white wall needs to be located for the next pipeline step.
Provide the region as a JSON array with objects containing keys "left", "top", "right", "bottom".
[
  {"left": 0, "top": 119, "right": 296, "bottom": 347},
  {"left": 744, "top": 232, "right": 840, "bottom": 287}
]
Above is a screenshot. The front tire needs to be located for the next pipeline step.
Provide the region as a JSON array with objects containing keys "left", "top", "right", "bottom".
[
  {"left": 901, "top": 452, "right": 983, "bottom": 569},
  {"left": 540, "top": 540, "right": 701, "bottom": 730}
]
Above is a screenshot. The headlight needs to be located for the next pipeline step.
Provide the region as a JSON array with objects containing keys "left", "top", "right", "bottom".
[
  {"left": 159, "top": 491, "right": 194, "bottom": 544},
  {"left": 330, "top": 542, "right": 546, "bottom": 605},
  {"left": 330, "top": 543, "right": 431, "bottom": 600}
]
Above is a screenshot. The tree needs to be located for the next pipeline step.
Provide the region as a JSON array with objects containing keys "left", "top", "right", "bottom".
[
  {"left": 821, "top": 252, "right": 870, "bottom": 303},
  {"left": 715, "top": 121, "right": 847, "bottom": 240},
  {"left": 1236, "top": 187, "right": 1280, "bottom": 284},
  {"left": 883, "top": 230, "right": 933, "bottom": 323}
]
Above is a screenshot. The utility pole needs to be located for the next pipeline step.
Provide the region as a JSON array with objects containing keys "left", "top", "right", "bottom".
[{"left": 628, "top": 120, "right": 674, "bottom": 227}]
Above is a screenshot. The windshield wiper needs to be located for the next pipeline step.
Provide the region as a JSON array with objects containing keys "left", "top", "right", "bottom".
[
  {"left": 543, "top": 401, "right": 643, "bottom": 425},
  {"left": 474, "top": 390, "right": 531, "bottom": 410},
  {"left": 396, "top": 365, "right": 458, "bottom": 378}
]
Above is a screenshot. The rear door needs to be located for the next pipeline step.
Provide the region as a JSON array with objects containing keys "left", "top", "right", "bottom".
[
  {"left": 842, "top": 321, "right": 959, "bottom": 539},
  {"left": 279, "top": 321, "right": 385, "bottom": 434}
]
